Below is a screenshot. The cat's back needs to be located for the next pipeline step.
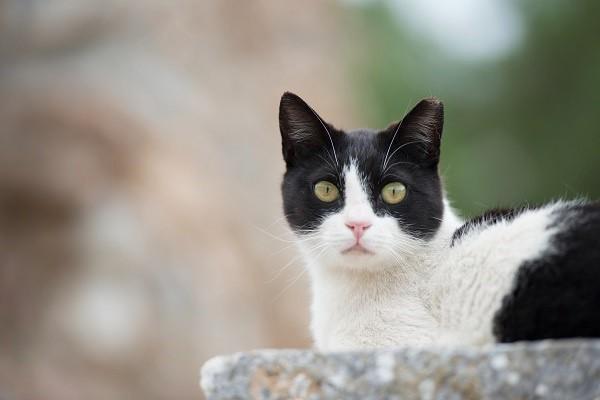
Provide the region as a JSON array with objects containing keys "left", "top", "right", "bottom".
[
  {"left": 450, "top": 200, "right": 599, "bottom": 261},
  {"left": 432, "top": 200, "right": 600, "bottom": 344},
  {"left": 443, "top": 201, "right": 570, "bottom": 282},
  {"left": 492, "top": 200, "right": 600, "bottom": 342}
]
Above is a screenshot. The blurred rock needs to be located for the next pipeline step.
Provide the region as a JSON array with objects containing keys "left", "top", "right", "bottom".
[
  {"left": 201, "top": 340, "right": 600, "bottom": 400},
  {"left": 0, "top": 1, "right": 355, "bottom": 399}
]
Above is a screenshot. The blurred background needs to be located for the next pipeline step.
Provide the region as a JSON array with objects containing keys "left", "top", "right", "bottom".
[{"left": 0, "top": 0, "right": 597, "bottom": 399}]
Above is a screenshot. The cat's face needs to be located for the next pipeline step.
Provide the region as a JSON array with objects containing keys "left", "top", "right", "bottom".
[{"left": 279, "top": 92, "right": 444, "bottom": 271}]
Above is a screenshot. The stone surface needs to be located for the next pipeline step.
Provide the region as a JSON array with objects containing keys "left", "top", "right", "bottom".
[{"left": 201, "top": 340, "right": 600, "bottom": 400}]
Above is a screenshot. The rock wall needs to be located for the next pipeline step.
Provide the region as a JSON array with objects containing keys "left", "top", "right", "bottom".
[{"left": 201, "top": 340, "right": 600, "bottom": 400}]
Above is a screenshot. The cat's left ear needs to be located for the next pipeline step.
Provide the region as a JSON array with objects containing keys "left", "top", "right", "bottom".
[
  {"left": 385, "top": 98, "right": 444, "bottom": 166},
  {"left": 279, "top": 92, "right": 338, "bottom": 168}
]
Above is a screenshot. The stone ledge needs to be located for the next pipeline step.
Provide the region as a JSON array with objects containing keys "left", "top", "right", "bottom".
[{"left": 200, "top": 340, "right": 600, "bottom": 400}]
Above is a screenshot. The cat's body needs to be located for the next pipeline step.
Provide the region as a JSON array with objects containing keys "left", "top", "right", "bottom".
[
  {"left": 432, "top": 200, "right": 600, "bottom": 346},
  {"left": 279, "top": 92, "right": 600, "bottom": 350}
]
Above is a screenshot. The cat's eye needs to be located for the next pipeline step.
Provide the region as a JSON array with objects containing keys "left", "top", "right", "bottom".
[
  {"left": 381, "top": 182, "right": 407, "bottom": 204},
  {"left": 314, "top": 181, "right": 340, "bottom": 203}
]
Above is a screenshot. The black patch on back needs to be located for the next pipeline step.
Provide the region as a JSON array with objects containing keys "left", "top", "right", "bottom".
[
  {"left": 451, "top": 207, "right": 530, "bottom": 247},
  {"left": 279, "top": 92, "right": 445, "bottom": 239},
  {"left": 493, "top": 202, "right": 600, "bottom": 342}
]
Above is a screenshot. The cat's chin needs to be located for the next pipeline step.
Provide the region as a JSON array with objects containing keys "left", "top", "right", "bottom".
[
  {"left": 319, "top": 249, "right": 400, "bottom": 272},
  {"left": 297, "top": 238, "right": 404, "bottom": 272},
  {"left": 341, "top": 243, "right": 374, "bottom": 255}
]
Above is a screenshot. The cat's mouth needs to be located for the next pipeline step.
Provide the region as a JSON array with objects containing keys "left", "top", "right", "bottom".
[{"left": 341, "top": 243, "right": 374, "bottom": 255}]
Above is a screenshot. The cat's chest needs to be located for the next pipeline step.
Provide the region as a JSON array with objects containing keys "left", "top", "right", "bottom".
[{"left": 311, "top": 286, "right": 439, "bottom": 350}]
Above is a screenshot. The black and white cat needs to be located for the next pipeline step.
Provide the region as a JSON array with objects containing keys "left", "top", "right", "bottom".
[{"left": 279, "top": 92, "right": 600, "bottom": 350}]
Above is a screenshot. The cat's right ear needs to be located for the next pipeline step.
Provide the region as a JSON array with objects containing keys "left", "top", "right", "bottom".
[
  {"left": 385, "top": 98, "right": 444, "bottom": 167},
  {"left": 279, "top": 92, "right": 335, "bottom": 167}
]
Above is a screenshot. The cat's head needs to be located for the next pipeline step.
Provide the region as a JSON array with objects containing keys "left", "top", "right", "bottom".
[{"left": 279, "top": 92, "right": 445, "bottom": 271}]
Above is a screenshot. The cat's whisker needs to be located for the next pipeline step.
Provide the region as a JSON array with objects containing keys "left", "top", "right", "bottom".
[
  {"left": 323, "top": 149, "right": 340, "bottom": 175},
  {"left": 268, "top": 242, "right": 300, "bottom": 257},
  {"left": 254, "top": 227, "right": 301, "bottom": 244},
  {"left": 306, "top": 243, "right": 330, "bottom": 256},
  {"left": 382, "top": 121, "right": 402, "bottom": 170},
  {"left": 295, "top": 228, "right": 320, "bottom": 235},
  {"left": 383, "top": 161, "right": 416, "bottom": 174},
  {"left": 294, "top": 235, "right": 323, "bottom": 245},
  {"left": 268, "top": 233, "right": 323, "bottom": 258},
  {"left": 271, "top": 267, "right": 307, "bottom": 302},
  {"left": 307, "top": 107, "right": 339, "bottom": 167},
  {"left": 313, "top": 245, "right": 330, "bottom": 260},
  {"left": 265, "top": 255, "right": 302, "bottom": 284},
  {"left": 255, "top": 226, "right": 321, "bottom": 244},
  {"left": 317, "top": 153, "right": 337, "bottom": 173},
  {"left": 262, "top": 214, "right": 293, "bottom": 230},
  {"left": 383, "top": 140, "right": 422, "bottom": 172},
  {"left": 383, "top": 233, "right": 422, "bottom": 248}
]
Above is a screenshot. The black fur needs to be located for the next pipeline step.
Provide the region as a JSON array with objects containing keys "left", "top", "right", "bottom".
[
  {"left": 279, "top": 92, "right": 444, "bottom": 238},
  {"left": 451, "top": 207, "right": 530, "bottom": 247},
  {"left": 493, "top": 202, "right": 600, "bottom": 342}
]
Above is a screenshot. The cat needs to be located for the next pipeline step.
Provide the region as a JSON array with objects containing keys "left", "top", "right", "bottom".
[{"left": 278, "top": 91, "right": 600, "bottom": 350}]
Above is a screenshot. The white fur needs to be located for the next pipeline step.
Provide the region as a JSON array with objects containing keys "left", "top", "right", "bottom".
[
  {"left": 295, "top": 161, "right": 565, "bottom": 350},
  {"left": 428, "top": 204, "right": 560, "bottom": 346}
]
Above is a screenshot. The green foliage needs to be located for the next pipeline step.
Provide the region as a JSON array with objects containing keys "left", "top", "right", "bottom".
[{"left": 345, "top": 0, "right": 600, "bottom": 215}]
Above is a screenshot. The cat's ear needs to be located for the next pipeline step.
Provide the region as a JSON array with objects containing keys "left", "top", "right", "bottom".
[
  {"left": 386, "top": 98, "right": 444, "bottom": 166},
  {"left": 279, "top": 92, "right": 337, "bottom": 167}
]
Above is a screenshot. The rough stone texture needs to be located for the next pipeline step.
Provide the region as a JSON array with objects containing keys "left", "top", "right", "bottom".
[{"left": 201, "top": 340, "right": 600, "bottom": 400}]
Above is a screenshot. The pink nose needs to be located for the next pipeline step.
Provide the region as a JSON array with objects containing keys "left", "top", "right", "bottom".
[{"left": 345, "top": 221, "right": 372, "bottom": 241}]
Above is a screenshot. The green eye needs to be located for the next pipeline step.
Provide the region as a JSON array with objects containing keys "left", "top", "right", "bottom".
[
  {"left": 381, "top": 182, "right": 407, "bottom": 204},
  {"left": 314, "top": 181, "right": 340, "bottom": 203}
]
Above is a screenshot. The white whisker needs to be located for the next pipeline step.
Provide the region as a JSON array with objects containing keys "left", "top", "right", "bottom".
[
  {"left": 308, "top": 106, "right": 339, "bottom": 167},
  {"left": 265, "top": 255, "right": 301, "bottom": 284},
  {"left": 383, "top": 140, "right": 422, "bottom": 173},
  {"left": 254, "top": 226, "right": 320, "bottom": 244},
  {"left": 382, "top": 121, "right": 402, "bottom": 171},
  {"left": 272, "top": 268, "right": 307, "bottom": 302},
  {"left": 383, "top": 161, "right": 416, "bottom": 173},
  {"left": 317, "top": 154, "right": 336, "bottom": 172}
]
